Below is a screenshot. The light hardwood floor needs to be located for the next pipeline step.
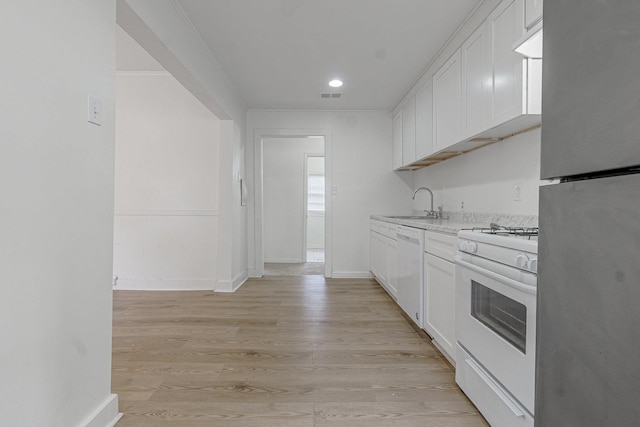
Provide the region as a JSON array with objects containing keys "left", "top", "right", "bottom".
[{"left": 112, "top": 276, "right": 489, "bottom": 426}]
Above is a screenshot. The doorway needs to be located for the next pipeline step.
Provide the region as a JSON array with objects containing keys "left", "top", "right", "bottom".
[{"left": 253, "top": 130, "right": 332, "bottom": 277}]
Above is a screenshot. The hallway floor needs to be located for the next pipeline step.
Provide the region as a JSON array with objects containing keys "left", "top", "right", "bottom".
[{"left": 112, "top": 276, "right": 488, "bottom": 426}]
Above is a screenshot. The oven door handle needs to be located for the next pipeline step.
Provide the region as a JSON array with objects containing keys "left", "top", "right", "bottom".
[
  {"left": 465, "top": 358, "right": 526, "bottom": 418},
  {"left": 454, "top": 256, "right": 537, "bottom": 295}
]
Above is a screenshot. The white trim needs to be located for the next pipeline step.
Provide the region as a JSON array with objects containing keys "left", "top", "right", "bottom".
[
  {"left": 233, "top": 272, "right": 248, "bottom": 290},
  {"left": 302, "top": 154, "right": 309, "bottom": 262},
  {"left": 114, "top": 210, "right": 219, "bottom": 217},
  {"left": 81, "top": 394, "right": 121, "bottom": 427},
  {"left": 116, "top": 70, "right": 171, "bottom": 77},
  {"left": 264, "top": 258, "right": 305, "bottom": 264},
  {"left": 303, "top": 152, "right": 325, "bottom": 262},
  {"left": 114, "top": 278, "right": 215, "bottom": 291},
  {"left": 251, "top": 129, "right": 333, "bottom": 279},
  {"left": 331, "top": 271, "right": 374, "bottom": 279},
  {"left": 216, "top": 272, "right": 248, "bottom": 293},
  {"left": 307, "top": 244, "right": 324, "bottom": 249}
]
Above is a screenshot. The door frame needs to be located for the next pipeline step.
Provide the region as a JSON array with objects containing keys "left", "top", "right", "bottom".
[
  {"left": 250, "top": 129, "right": 332, "bottom": 277},
  {"left": 303, "top": 153, "right": 325, "bottom": 262}
]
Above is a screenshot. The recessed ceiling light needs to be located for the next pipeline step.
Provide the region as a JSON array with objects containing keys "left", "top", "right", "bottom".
[{"left": 329, "top": 79, "right": 343, "bottom": 88}]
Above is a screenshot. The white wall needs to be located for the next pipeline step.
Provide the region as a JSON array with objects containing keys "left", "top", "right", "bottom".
[
  {"left": 263, "top": 137, "right": 324, "bottom": 262},
  {"left": 413, "top": 127, "right": 542, "bottom": 215},
  {"left": 117, "top": 0, "right": 249, "bottom": 291},
  {"left": 247, "top": 110, "right": 414, "bottom": 277},
  {"left": 0, "top": 2, "right": 119, "bottom": 426},
  {"left": 113, "top": 73, "right": 220, "bottom": 290}
]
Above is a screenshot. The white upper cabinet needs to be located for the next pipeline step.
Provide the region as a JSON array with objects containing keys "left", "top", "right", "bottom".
[
  {"left": 389, "top": 0, "right": 542, "bottom": 171},
  {"left": 402, "top": 96, "right": 417, "bottom": 165},
  {"left": 488, "top": 0, "right": 532, "bottom": 127},
  {"left": 433, "top": 49, "right": 462, "bottom": 153},
  {"left": 415, "top": 79, "right": 434, "bottom": 159},
  {"left": 461, "top": 24, "right": 491, "bottom": 140},
  {"left": 392, "top": 111, "right": 403, "bottom": 170},
  {"left": 525, "top": 0, "right": 543, "bottom": 28}
]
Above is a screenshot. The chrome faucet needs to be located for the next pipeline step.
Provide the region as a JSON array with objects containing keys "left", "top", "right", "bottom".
[{"left": 412, "top": 187, "right": 439, "bottom": 218}]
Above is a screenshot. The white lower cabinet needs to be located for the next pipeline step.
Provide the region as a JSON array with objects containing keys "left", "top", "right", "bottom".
[
  {"left": 386, "top": 238, "right": 398, "bottom": 298},
  {"left": 423, "top": 231, "right": 458, "bottom": 365},
  {"left": 370, "top": 221, "right": 397, "bottom": 300},
  {"left": 370, "top": 231, "right": 386, "bottom": 283}
]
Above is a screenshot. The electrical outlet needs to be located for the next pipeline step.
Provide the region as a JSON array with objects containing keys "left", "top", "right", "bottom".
[
  {"left": 461, "top": 201, "right": 465, "bottom": 210},
  {"left": 514, "top": 183, "right": 523, "bottom": 201}
]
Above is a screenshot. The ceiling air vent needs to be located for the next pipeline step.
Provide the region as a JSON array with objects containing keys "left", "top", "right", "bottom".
[{"left": 320, "top": 92, "right": 342, "bottom": 99}]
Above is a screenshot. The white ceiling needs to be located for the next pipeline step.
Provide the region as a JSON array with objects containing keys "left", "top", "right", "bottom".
[{"left": 123, "top": 0, "right": 483, "bottom": 111}]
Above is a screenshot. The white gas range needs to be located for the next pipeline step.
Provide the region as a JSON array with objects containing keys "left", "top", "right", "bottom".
[{"left": 454, "top": 225, "right": 538, "bottom": 427}]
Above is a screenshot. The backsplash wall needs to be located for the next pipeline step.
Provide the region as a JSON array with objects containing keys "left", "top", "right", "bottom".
[{"left": 412, "top": 127, "right": 542, "bottom": 216}]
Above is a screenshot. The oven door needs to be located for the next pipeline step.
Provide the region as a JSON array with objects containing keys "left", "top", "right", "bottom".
[{"left": 455, "top": 255, "right": 537, "bottom": 414}]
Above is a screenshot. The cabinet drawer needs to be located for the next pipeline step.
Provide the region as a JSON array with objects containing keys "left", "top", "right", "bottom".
[
  {"left": 386, "top": 224, "right": 398, "bottom": 240},
  {"left": 371, "top": 220, "right": 385, "bottom": 235},
  {"left": 425, "top": 231, "right": 457, "bottom": 261},
  {"left": 371, "top": 220, "right": 398, "bottom": 240}
]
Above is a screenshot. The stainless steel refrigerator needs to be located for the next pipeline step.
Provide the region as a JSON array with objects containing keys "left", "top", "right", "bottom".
[{"left": 537, "top": 1, "right": 640, "bottom": 425}]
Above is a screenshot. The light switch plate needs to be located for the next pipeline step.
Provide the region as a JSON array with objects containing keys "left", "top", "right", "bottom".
[{"left": 88, "top": 95, "right": 102, "bottom": 126}]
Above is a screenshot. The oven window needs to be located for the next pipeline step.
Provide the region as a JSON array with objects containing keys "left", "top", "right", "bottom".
[{"left": 471, "top": 280, "right": 527, "bottom": 354}]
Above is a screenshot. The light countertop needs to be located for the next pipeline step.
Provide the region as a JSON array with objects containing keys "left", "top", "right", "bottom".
[{"left": 371, "top": 212, "right": 538, "bottom": 235}]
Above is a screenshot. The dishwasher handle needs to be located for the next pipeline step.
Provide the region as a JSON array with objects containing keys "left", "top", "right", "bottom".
[
  {"left": 397, "top": 233, "right": 418, "bottom": 243},
  {"left": 396, "top": 226, "right": 423, "bottom": 244}
]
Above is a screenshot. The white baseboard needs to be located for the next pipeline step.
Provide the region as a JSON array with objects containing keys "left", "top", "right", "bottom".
[
  {"left": 216, "top": 272, "right": 248, "bottom": 293},
  {"left": 264, "top": 258, "right": 304, "bottom": 263},
  {"left": 82, "top": 394, "right": 121, "bottom": 427},
  {"left": 331, "top": 271, "right": 374, "bottom": 279},
  {"left": 114, "top": 278, "right": 215, "bottom": 291}
]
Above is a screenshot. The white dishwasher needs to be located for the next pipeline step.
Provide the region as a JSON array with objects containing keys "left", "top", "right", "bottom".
[{"left": 396, "top": 226, "right": 424, "bottom": 328}]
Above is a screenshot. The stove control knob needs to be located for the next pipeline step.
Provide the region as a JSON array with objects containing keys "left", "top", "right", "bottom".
[
  {"left": 529, "top": 258, "right": 538, "bottom": 273},
  {"left": 459, "top": 240, "right": 469, "bottom": 252},
  {"left": 515, "top": 254, "right": 529, "bottom": 268},
  {"left": 467, "top": 242, "right": 478, "bottom": 254}
]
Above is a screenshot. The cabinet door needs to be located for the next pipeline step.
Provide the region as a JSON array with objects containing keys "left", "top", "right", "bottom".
[
  {"left": 461, "top": 24, "right": 491, "bottom": 139},
  {"left": 525, "top": 0, "right": 543, "bottom": 29},
  {"left": 415, "top": 80, "right": 434, "bottom": 159},
  {"left": 370, "top": 231, "right": 378, "bottom": 277},
  {"left": 370, "top": 232, "right": 386, "bottom": 284},
  {"left": 433, "top": 49, "right": 462, "bottom": 152},
  {"left": 402, "top": 97, "right": 416, "bottom": 165},
  {"left": 386, "top": 238, "right": 398, "bottom": 299},
  {"left": 392, "top": 111, "right": 403, "bottom": 170},
  {"left": 424, "top": 253, "right": 456, "bottom": 363},
  {"left": 488, "top": 0, "right": 525, "bottom": 126}
]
